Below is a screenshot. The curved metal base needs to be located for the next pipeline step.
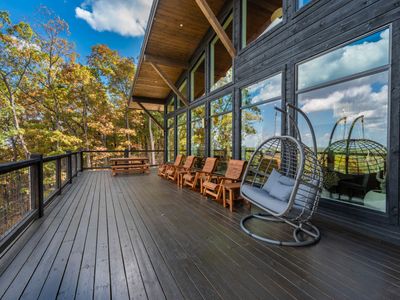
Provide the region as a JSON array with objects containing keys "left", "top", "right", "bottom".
[{"left": 240, "top": 213, "right": 320, "bottom": 247}]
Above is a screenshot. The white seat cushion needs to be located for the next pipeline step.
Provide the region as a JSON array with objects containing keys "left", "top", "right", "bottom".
[{"left": 241, "top": 184, "right": 288, "bottom": 215}]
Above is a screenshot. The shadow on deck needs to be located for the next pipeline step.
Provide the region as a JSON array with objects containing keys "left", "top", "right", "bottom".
[{"left": 0, "top": 170, "right": 400, "bottom": 299}]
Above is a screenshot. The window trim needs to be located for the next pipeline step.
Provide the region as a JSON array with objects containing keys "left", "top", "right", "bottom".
[
  {"left": 294, "top": 26, "right": 393, "bottom": 218},
  {"left": 190, "top": 53, "right": 206, "bottom": 101},
  {"left": 210, "top": 13, "right": 234, "bottom": 92}
]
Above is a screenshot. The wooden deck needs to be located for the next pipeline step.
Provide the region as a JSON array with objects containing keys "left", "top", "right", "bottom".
[{"left": 1, "top": 170, "right": 400, "bottom": 299}]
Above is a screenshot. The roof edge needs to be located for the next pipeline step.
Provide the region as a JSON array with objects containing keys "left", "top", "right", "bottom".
[{"left": 128, "top": 0, "right": 161, "bottom": 107}]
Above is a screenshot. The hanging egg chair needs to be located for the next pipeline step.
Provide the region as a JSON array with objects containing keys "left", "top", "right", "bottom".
[
  {"left": 321, "top": 116, "right": 387, "bottom": 176},
  {"left": 240, "top": 104, "right": 323, "bottom": 246}
]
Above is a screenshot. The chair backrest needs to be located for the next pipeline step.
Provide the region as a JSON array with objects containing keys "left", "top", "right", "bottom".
[
  {"left": 183, "top": 156, "right": 196, "bottom": 169},
  {"left": 225, "top": 160, "right": 247, "bottom": 181},
  {"left": 174, "top": 154, "right": 184, "bottom": 166},
  {"left": 202, "top": 157, "right": 218, "bottom": 173}
]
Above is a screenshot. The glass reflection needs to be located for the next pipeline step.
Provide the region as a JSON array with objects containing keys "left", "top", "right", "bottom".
[
  {"left": 210, "top": 95, "right": 233, "bottom": 173},
  {"left": 298, "top": 29, "right": 390, "bottom": 90},
  {"left": 191, "top": 105, "right": 206, "bottom": 159},
  {"left": 298, "top": 71, "right": 389, "bottom": 212},
  {"left": 211, "top": 15, "right": 233, "bottom": 91}
]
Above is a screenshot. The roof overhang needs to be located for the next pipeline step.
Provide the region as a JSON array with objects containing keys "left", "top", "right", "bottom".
[{"left": 129, "top": 0, "right": 228, "bottom": 109}]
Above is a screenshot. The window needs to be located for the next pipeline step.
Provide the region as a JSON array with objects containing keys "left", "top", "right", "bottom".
[
  {"left": 297, "top": 28, "right": 390, "bottom": 212},
  {"left": 242, "top": 0, "right": 283, "bottom": 47},
  {"left": 211, "top": 15, "right": 233, "bottom": 91},
  {"left": 177, "top": 113, "right": 187, "bottom": 155},
  {"left": 167, "top": 117, "right": 175, "bottom": 162},
  {"left": 210, "top": 94, "right": 233, "bottom": 173},
  {"left": 191, "top": 105, "right": 206, "bottom": 157},
  {"left": 167, "top": 97, "right": 174, "bottom": 114},
  {"left": 298, "top": 0, "right": 312, "bottom": 10},
  {"left": 190, "top": 54, "right": 206, "bottom": 101},
  {"left": 241, "top": 74, "right": 282, "bottom": 160},
  {"left": 177, "top": 80, "right": 187, "bottom": 109}
]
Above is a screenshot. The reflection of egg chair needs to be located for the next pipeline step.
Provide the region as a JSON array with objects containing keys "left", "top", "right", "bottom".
[{"left": 321, "top": 116, "right": 387, "bottom": 199}]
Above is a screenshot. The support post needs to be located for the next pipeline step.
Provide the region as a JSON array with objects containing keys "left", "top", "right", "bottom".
[
  {"left": 149, "top": 62, "right": 189, "bottom": 107},
  {"left": 80, "top": 150, "right": 84, "bottom": 172},
  {"left": 194, "top": 0, "right": 236, "bottom": 58},
  {"left": 30, "top": 154, "right": 44, "bottom": 218},
  {"left": 66, "top": 151, "right": 72, "bottom": 184},
  {"left": 136, "top": 102, "right": 164, "bottom": 130}
]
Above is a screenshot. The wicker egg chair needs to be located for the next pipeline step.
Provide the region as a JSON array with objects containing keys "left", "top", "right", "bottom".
[{"left": 240, "top": 104, "right": 323, "bottom": 246}]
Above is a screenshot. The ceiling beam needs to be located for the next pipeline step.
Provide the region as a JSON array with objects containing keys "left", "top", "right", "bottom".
[
  {"left": 144, "top": 54, "right": 189, "bottom": 69},
  {"left": 131, "top": 96, "right": 165, "bottom": 105},
  {"left": 194, "top": 0, "right": 236, "bottom": 58},
  {"left": 136, "top": 102, "right": 164, "bottom": 130},
  {"left": 149, "top": 62, "right": 189, "bottom": 107}
]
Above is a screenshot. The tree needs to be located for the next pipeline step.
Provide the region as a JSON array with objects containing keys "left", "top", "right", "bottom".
[{"left": 0, "top": 12, "right": 39, "bottom": 159}]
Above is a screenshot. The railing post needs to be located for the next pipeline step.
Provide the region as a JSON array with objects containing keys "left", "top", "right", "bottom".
[
  {"left": 124, "top": 148, "right": 129, "bottom": 158},
  {"left": 66, "top": 151, "right": 72, "bottom": 184},
  {"left": 80, "top": 150, "right": 84, "bottom": 172},
  {"left": 30, "top": 154, "right": 44, "bottom": 218},
  {"left": 56, "top": 157, "right": 62, "bottom": 195}
]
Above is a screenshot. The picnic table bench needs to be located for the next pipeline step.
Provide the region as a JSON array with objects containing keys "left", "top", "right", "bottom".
[{"left": 110, "top": 157, "right": 150, "bottom": 176}]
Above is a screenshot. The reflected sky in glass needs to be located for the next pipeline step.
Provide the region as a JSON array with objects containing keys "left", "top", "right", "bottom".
[
  {"left": 298, "top": 71, "right": 389, "bottom": 150},
  {"left": 298, "top": 29, "right": 389, "bottom": 90}
]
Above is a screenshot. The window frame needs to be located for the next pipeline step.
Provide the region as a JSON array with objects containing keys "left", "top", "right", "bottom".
[
  {"left": 294, "top": 26, "right": 393, "bottom": 221},
  {"left": 210, "top": 13, "right": 234, "bottom": 92},
  {"left": 190, "top": 53, "right": 206, "bottom": 101}
]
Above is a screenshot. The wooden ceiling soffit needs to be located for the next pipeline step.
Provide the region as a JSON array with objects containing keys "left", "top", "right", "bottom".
[
  {"left": 149, "top": 62, "right": 189, "bottom": 107},
  {"left": 194, "top": 0, "right": 236, "bottom": 58},
  {"left": 144, "top": 54, "right": 189, "bottom": 69},
  {"left": 131, "top": 96, "right": 165, "bottom": 105},
  {"left": 136, "top": 102, "right": 164, "bottom": 130}
]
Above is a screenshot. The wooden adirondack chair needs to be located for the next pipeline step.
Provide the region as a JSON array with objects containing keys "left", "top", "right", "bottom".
[
  {"left": 202, "top": 159, "right": 247, "bottom": 200},
  {"left": 183, "top": 157, "right": 218, "bottom": 192},
  {"left": 158, "top": 154, "right": 184, "bottom": 178},
  {"left": 166, "top": 155, "right": 196, "bottom": 183}
]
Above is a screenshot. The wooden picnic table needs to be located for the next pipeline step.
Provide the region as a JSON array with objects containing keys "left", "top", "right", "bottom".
[{"left": 110, "top": 157, "right": 150, "bottom": 176}]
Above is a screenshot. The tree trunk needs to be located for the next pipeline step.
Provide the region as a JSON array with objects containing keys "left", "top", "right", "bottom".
[
  {"left": 148, "top": 117, "right": 156, "bottom": 165},
  {"left": 9, "top": 94, "right": 30, "bottom": 159},
  {"left": 125, "top": 106, "right": 131, "bottom": 151}
]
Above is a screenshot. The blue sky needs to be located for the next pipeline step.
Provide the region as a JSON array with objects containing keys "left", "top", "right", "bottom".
[{"left": 1, "top": 0, "right": 152, "bottom": 62}]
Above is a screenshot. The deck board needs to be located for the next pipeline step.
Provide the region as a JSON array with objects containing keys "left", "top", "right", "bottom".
[{"left": 1, "top": 170, "right": 400, "bottom": 299}]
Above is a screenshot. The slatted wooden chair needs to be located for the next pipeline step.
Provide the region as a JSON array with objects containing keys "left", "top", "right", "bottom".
[
  {"left": 202, "top": 159, "right": 247, "bottom": 201},
  {"left": 158, "top": 154, "right": 184, "bottom": 178},
  {"left": 183, "top": 157, "right": 218, "bottom": 192},
  {"left": 167, "top": 155, "right": 196, "bottom": 184}
]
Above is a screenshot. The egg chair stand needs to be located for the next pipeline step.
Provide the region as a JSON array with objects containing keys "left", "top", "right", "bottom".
[{"left": 240, "top": 104, "right": 323, "bottom": 247}]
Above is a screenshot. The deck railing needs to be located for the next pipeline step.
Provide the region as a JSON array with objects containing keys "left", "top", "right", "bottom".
[{"left": 0, "top": 149, "right": 163, "bottom": 253}]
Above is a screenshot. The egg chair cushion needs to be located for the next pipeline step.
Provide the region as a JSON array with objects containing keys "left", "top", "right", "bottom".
[
  {"left": 269, "top": 182, "right": 294, "bottom": 202},
  {"left": 262, "top": 169, "right": 282, "bottom": 193},
  {"left": 241, "top": 184, "right": 288, "bottom": 214}
]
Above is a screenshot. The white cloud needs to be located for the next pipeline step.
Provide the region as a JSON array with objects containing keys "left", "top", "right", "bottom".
[
  {"left": 299, "top": 72, "right": 389, "bottom": 146},
  {"left": 75, "top": 0, "right": 152, "bottom": 37},
  {"left": 298, "top": 29, "right": 389, "bottom": 90}
]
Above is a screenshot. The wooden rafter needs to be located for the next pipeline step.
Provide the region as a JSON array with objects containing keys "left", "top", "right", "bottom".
[
  {"left": 144, "top": 54, "right": 189, "bottom": 69},
  {"left": 194, "top": 0, "right": 236, "bottom": 58},
  {"left": 131, "top": 96, "right": 165, "bottom": 105},
  {"left": 149, "top": 62, "right": 189, "bottom": 107},
  {"left": 136, "top": 102, "right": 164, "bottom": 130}
]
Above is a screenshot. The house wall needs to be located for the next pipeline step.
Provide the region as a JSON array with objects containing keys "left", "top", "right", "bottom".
[{"left": 164, "top": 0, "right": 400, "bottom": 243}]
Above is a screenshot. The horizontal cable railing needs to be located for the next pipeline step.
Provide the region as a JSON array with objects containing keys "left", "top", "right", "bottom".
[{"left": 0, "top": 149, "right": 161, "bottom": 253}]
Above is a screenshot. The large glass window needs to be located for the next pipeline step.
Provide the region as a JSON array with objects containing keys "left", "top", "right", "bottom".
[
  {"left": 242, "top": 0, "right": 283, "bottom": 47},
  {"left": 167, "top": 117, "right": 175, "bottom": 162},
  {"left": 297, "top": 28, "right": 390, "bottom": 212},
  {"left": 177, "top": 80, "right": 188, "bottom": 109},
  {"left": 298, "top": 0, "right": 312, "bottom": 10},
  {"left": 167, "top": 97, "right": 174, "bottom": 114},
  {"left": 177, "top": 113, "right": 187, "bottom": 155},
  {"left": 211, "top": 15, "right": 233, "bottom": 91},
  {"left": 210, "top": 94, "right": 233, "bottom": 173},
  {"left": 190, "top": 54, "right": 206, "bottom": 101},
  {"left": 241, "top": 74, "right": 282, "bottom": 160},
  {"left": 191, "top": 105, "right": 206, "bottom": 157}
]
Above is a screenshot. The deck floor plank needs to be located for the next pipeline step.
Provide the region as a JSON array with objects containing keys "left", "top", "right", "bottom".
[{"left": 1, "top": 170, "right": 400, "bottom": 299}]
